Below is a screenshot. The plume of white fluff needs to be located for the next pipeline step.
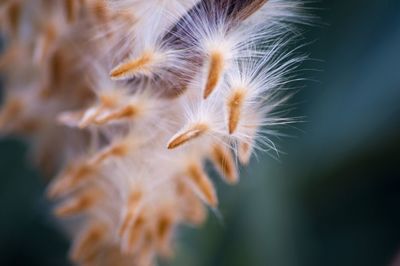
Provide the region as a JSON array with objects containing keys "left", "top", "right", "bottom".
[{"left": 0, "top": 0, "right": 309, "bottom": 265}]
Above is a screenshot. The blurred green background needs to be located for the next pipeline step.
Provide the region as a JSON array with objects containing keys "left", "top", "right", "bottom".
[{"left": 1, "top": 0, "right": 400, "bottom": 265}]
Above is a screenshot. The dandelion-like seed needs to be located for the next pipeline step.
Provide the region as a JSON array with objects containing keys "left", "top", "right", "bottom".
[{"left": 0, "top": 0, "right": 308, "bottom": 265}]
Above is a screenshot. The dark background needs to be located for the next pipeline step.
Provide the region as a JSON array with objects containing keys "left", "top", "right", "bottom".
[{"left": 1, "top": 0, "right": 400, "bottom": 265}]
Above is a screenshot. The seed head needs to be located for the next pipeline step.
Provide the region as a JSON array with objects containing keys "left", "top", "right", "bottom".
[{"left": 0, "top": 0, "right": 308, "bottom": 265}]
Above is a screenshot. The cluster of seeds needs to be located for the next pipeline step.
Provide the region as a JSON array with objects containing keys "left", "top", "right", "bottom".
[{"left": 0, "top": 0, "right": 306, "bottom": 265}]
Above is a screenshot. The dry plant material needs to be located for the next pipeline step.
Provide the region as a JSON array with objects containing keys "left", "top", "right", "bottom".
[{"left": 0, "top": 0, "right": 307, "bottom": 265}]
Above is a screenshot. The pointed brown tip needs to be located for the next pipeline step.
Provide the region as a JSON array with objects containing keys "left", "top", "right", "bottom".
[
  {"left": 211, "top": 144, "right": 239, "bottom": 184},
  {"left": 110, "top": 53, "right": 153, "bottom": 80},
  {"left": 187, "top": 164, "right": 218, "bottom": 207},
  {"left": 227, "top": 89, "right": 246, "bottom": 134},
  {"left": 167, "top": 123, "right": 209, "bottom": 149},
  {"left": 203, "top": 52, "right": 224, "bottom": 99}
]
